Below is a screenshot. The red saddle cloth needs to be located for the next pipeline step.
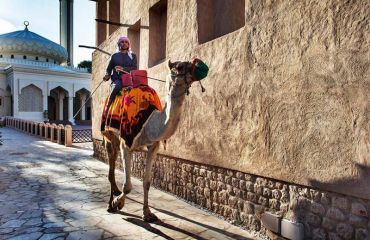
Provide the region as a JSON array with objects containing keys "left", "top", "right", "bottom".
[{"left": 101, "top": 74, "right": 162, "bottom": 148}]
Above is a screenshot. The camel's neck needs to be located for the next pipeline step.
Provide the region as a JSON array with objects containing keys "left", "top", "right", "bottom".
[
  {"left": 134, "top": 77, "right": 189, "bottom": 147},
  {"left": 158, "top": 82, "right": 187, "bottom": 140}
]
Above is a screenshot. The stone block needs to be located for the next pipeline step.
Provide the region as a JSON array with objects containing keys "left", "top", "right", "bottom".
[
  {"left": 332, "top": 196, "right": 348, "bottom": 211},
  {"left": 247, "top": 192, "right": 257, "bottom": 203},
  {"left": 327, "top": 232, "right": 341, "bottom": 240},
  {"left": 281, "top": 219, "right": 304, "bottom": 240},
  {"left": 226, "top": 170, "right": 234, "bottom": 177},
  {"left": 245, "top": 181, "right": 254, "bottom": 192},
  {"left": 244, "top": 173, "right": 253, "bottom": 181},
  {"left": 199, "top": 169, "right": 206, "bottom": 177},
  {"left": 263, "top": 188, "right": 272, "bottom": 198},
  {"left": 336, "top": 223, "right": 354, "bottom": 240},
  {"left": 312, "top": 228, "right": 326, "bottom": 240},
  {"left": 349, "top": 214, "right": 368, "bottom": 228},
  {"left": 355, "top": 228, "right": 370, "bottom": 240},
  {"left": 261, "top": 212, "right": 281, "bottom": 233},
  {"left": 326, "top": 207, "right": 345, "bottom": 221},
  {"left": 244, "top": 201, "right": 254, "bottom": 214},
  {"left": 217, "top": 173, "right": 224, "bottom": 182},
  {"left": 231, "top": 177, "right": 239, "bottom": 188},
  {"left": 225, "top": 176, "right": 232, "bottom": 184},
  {"left": 204, "top": 187, "right": 211, "bottom": 198},
  {"left": 351, "top": 202, "right": 368, "bottom": 217},
  {"left": 239, "top": 180, "right": 246, "bottom": 190},
  {"left": 322, "top": 217, "right": 335, "bottom": 231},
  {"left": 272, "top": 189, "right": 281, "bottom": 199},
  {"left": 228, "top": 196, "right": 238, "bottom": 208},
  {"left": 306, "top": 213, "right": 321, "bottom": 227},
  {"left": 217, "top": 181, "right": 225, "bottom": 191},
  {"left": 321, "top": 193, "right": 331, "bottom": 205},
  {"left": 226, "top": 184, "right": 235, "bottom": 196},
  {"left": 210, "top": 180, "right": 217, "bottom": 191},
  {"left": 269, "top": 199, "right": 280, "bottom": 210},
  {"left": 236, "top": 172, "right": 244, "bottom": 180},
  {"left": 254, "top": 184, "right": 264, "bottom": 195},
  {"left": 258, "top": 196, "right": 268, "bottom": 207},
  {"left": 310, "top": 202, "right": 326, "bottom": 216}
]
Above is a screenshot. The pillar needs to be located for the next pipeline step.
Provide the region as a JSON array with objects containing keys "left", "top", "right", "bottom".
[
  {"left": 58, "top": 92, "right": 65, "bottom": 120},
  {"left": 80, "top": 94, "right": 86, "bottom": 120},
  {"left": 68, "top": 97, "right": 75, "bottom": 125}
]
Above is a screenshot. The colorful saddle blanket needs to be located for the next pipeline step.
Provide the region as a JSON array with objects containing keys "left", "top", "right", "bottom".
[{"left": 101, "top": 86, "right": 162, "bottom": 148}]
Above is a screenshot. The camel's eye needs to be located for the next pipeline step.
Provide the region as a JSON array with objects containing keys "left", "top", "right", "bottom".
[{"left": 178, "top": 66, "right": 184, "bottom": 72}]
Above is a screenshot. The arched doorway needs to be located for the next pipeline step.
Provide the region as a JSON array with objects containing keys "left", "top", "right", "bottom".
[
  {"left": 75, "top": 88, "right": 91, "bottom": 124},
  {"left": 49, "top": 86, "right": 69, "bottom": 124}
]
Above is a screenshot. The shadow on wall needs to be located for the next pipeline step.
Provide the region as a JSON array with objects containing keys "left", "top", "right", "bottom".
[{"left": 284, "top": 163, "right": 370, "bottom": 239}]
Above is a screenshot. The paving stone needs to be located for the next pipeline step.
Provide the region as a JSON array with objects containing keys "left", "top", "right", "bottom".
[
  {"left": 0, "top": 128, "right": 257, "bottom": 240},
  {"left": 0, "top": 219, "right": 26, "bottom": 228},
  {"left": 7, "top": 231, "right": 43, "bottom": 240},
  {"left": 38, "top": 233, "right": 66, "bottom": 240}
]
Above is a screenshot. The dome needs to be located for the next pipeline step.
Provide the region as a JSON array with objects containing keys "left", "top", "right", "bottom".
[{"left": 0, "top": 25, "right": 68, "bottom": 63}]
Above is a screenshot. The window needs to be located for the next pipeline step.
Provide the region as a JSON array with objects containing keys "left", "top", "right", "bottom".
[
  {"left": 23, "top": 55, "right": 27, "bottom": 59},
  {"left": 128, "top": 20, "right": 141, "bottom": 68},
  {"left": 148, "top": 0, "right": 167, "bottom": 67},
  {"left": 0, "top": 55, "right": 2, "bottom": 58},
  {"left": 19, "top": 85, "right": 43, "bottom": 112},
  {"left": 11, "top": 55, "right": 14, "bottom": 59},
  {"left": 46, "top": 58, "right": 49, "bottom": 62},
  {"left": 197, "top": 0, "right": 245, "bottom": 44},
  {"left": 35, "top": 56, "right": 39, "bottom": 60},
  {"left": 0, "top": 97, "right": 2, "bottom": 106}
]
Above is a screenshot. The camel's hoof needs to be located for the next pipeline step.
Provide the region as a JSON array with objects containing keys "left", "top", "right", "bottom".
[
  {"left": 112, "top": 197, "right": 125, "bottom": 210},
  {"left": 143, "top": 213, "right": 158, "bottom": 223},
  {"left": 107, "top": 205, "right": 117, "bottom": 213}
]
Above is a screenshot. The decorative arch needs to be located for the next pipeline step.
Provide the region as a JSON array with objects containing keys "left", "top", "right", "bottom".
[
  {"left": 48, "top": 82, "right": 73, "bottom": 97},
  {"left": 19, "top": 84, "right": 43, "bottom": 112}
]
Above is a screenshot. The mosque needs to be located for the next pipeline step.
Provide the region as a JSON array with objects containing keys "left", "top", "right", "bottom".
[{"left": 0, "top": 1, "right": 91, "bottom": 124}]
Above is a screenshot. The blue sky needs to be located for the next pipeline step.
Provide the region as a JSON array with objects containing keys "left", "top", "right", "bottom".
[{"left": 0, "top": 0, "right": 96, "bottom": 65}]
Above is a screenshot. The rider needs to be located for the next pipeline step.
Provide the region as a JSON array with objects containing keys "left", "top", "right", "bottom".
[{"left": 103, "top": 36, "right": 137, "bottom": 116}]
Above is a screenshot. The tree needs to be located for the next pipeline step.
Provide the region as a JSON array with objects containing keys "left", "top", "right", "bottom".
[{"left": 77, "top": 60, "right": 92, "bottom": 73}]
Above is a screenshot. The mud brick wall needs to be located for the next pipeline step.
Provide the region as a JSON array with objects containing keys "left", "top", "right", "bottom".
[{"left": 93, "top": 139, "right": 370, "bottom": 239}]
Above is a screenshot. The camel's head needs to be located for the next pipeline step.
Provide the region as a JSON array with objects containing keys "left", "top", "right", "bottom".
[{"left": 168, "top": 59, "right": 208, "bottom": 94}]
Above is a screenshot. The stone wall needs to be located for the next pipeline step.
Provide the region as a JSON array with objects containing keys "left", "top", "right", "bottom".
[
  {"left": 93, "top": 139, "right": 370, "bottom": 239},
  {"left": 92, "top": 0, "right": 370, "bottom": 200}
]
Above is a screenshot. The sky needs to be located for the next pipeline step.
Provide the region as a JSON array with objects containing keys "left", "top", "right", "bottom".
[{"left": 0, "top": 0, "right": 96, "bottom": 65}]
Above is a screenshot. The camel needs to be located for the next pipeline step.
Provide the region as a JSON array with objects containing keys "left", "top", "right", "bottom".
[{"left": 103, "top": 60, "right": 204, "bottom": 222}]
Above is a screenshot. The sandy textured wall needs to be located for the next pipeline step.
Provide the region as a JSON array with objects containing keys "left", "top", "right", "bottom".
[{"left": 92, "top": 0, "right": 370, "bottom": 199}]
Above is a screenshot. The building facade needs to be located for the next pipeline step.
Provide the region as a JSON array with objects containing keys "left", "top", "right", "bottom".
[
  {"left": 0, "top": 25, "right": 91, "bottom": 123},
  {"left": 92, "top": 1, "right": 370, "bottom": 239}
]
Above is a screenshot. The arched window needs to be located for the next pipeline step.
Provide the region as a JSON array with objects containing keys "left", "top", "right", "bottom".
[
  {"left": 46, "top": 58, "right": 49, "bottom": 62},
  {"left": 19, "top": 85, "right": 43, "bottom": 112},
  {"left": 35, "top": 56, "right": 39, "bottom": 60},
  {"left": 11, "top": 55, "right": 14, "bottom": 59},
  {"left": 23, "top": 55, "right": 27, "bottom": 59}
]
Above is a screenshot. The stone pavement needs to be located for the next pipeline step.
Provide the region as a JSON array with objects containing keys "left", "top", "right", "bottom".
[{"left": 0, "top": 127, "right": 257, "bottom": 240}]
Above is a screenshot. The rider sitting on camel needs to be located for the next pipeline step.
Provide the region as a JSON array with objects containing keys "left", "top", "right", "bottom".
[{"left": 103, "top": 36, "right": 137, "bottom": 116}]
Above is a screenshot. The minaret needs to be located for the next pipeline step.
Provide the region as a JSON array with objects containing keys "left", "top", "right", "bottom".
[{"left": 59, "top": 0, "right": 73, "bottom": 66}]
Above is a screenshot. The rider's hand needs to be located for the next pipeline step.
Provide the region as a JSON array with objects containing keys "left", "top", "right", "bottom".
[
  {"left": 103, "top": 74, "right": 110, "bottom": 81},
  {"left": 114, "top": 66, "right": 124, "bottom": 73}
]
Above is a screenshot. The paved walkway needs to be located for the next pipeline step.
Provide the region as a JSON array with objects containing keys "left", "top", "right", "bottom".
[{"left": 0, "top": 127, "right": 257, "bottom": 240}]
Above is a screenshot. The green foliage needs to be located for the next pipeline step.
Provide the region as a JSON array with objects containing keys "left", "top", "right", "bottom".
[{"left": 77, "top": 60, "right": 92, "bottom": 73}]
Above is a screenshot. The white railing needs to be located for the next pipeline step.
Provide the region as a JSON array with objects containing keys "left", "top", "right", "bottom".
[{"left": 3, "top": 116, "right": 73, "bottom": 147}]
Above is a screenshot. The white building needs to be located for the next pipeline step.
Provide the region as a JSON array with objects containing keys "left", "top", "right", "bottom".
[{"left": 0, "top": 24, "right": 91, "bottom": 123}]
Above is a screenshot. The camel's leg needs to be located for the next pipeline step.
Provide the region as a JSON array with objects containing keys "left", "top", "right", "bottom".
[
  {"left": 112, "top": 143, "right": 133, "bottom": 210},
  {"left": 105, "top": 138, "right": 121, "bottom": 212},
  {"left": 143, "top": 142, "right": 160, "bottom": 222}
]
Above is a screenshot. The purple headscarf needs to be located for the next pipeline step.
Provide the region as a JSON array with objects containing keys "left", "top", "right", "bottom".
[{"left": 117, "top": 36, "right": 133, "bottom": 59}]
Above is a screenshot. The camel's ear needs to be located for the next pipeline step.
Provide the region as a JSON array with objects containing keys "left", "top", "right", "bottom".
[{"left": 168, "top": 60, "right": 173, "bottom": 70}]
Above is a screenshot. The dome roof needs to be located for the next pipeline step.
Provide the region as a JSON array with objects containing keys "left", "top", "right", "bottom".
[{"left": 0, "top": 26, "right": 68, "bottom": 63}]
